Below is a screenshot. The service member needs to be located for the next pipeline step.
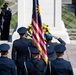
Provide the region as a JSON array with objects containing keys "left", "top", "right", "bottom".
[
  {"left": 26, "top": 46, "right": 47, "bottom": 75},
  {"left": 0, "top": 6, "right": 12, "bottom": 40},
  {"left": 12, "top": 27, "right": 33, "bottom": 75},
  {"left": 47, "top": 44, "right": 74, "bottom": 75},
  {"left": 0, "top": 43, "right": 16, "bottom": 75},
  {"left": 45, "top": 33, "right": 66, "bottom": 61}
]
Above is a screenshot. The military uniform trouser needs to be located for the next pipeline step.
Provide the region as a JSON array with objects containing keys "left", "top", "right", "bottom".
[
  {"left": 16, "top": 57, "right": 27, "bottom": 75},
  {"left": 17, "top": 67, "right": 26, "bottom": 75}
]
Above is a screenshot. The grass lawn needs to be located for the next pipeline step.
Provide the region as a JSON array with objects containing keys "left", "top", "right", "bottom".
[{"left": 62, "top": 7, "right": 76, "bottom": 29}]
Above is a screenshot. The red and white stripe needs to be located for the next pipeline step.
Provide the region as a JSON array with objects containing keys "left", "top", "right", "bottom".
[{"left": 32, "top": 16, "right": 48, "bottom": 64}]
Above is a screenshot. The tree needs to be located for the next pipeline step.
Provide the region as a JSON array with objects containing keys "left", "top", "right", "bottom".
[{"left": 0, "top": 0, "right": 5, "bottom": 6}]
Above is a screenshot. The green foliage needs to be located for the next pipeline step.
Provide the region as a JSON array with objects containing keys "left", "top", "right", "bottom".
[
  {"left": 10, "top": 13, "right": 18, "bottom": 29},
  {"left": 0, "top": 0, "right": 4, "bottom": 6},
  {"left": 62, "top": 7, "right": 76, "bottom": 29}
]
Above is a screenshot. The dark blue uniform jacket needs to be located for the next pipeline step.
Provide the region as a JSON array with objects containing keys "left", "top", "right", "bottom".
[
  {"left": 46, "top": 38, "right": 66, "bottom": 55},
  {"left": 0, "top": 56, "right": 16, "bottom": 75},
  {"left": 12, "top": 38, "right": 33, "bottom": 63},
  {"left": 50, "top": 58, "right": 74, "bottom": 75},
  {"left": 46, "top": 38, "right": 66, "bottom": 61},
  {"left": 26, "top": 58, "right": 47, "bottom": 75}
]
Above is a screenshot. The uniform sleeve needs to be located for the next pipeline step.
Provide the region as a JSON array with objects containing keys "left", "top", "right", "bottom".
[
  {"left": 68, "top": 62, "right": 74, "bottom": 75},
  {"left": 12, "top": 42, "right": 16, "bottom": 62},
  {"left": 11, "top": 61, "right": 17, "bottom": 75},
  {"left": 58, "top": 38, "right": 66, "bottom": 45}
]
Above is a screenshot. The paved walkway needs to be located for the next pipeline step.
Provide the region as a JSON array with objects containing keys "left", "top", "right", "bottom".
[
  {"left": 0, "top": 40, "right": 76, "bottom": 75},
  {"left": 63, "top": 44, "right": 76, "bottom": 75}
]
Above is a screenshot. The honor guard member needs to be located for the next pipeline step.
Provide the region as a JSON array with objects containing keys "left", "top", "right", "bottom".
[
  {"left": 47, "top": 44, "right": 74, "bottom": 75},
  {"left": 0, "top": 6, "right": 12, "bottom": 40},
  {"left": 26, "top": 46, "right": 47, "bottom": 75},
  {"left": 45, "top": 33, "right": 66, "bottom": 61},
  {"left": 0, "top": 43, "right": 16, "bottom": 75},
  {"left": 12, "top": 27, "right": 33, "bottom": 75}
]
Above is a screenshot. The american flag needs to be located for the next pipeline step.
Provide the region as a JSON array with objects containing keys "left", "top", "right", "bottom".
[{"left": 32, "top": 0, "right": 48, "bottom": 64}]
